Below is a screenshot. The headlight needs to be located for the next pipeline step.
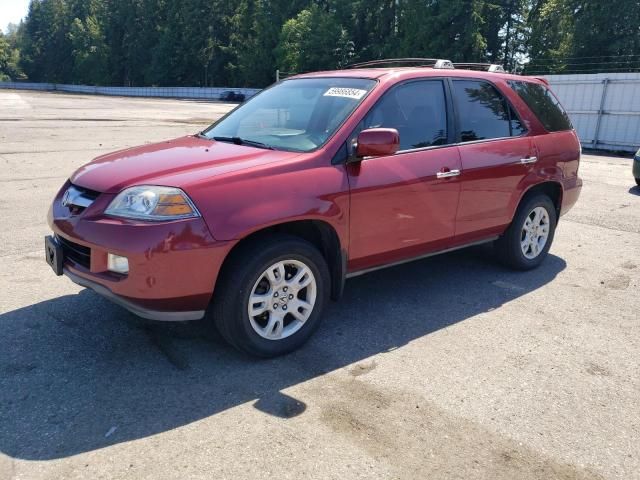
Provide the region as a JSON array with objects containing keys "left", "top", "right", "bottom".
[{"left": 105, "top": 186, "right": 200, "bottom": 221}]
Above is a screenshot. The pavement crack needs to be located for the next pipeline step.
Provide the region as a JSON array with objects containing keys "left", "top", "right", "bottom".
[
  {"left": 563, "top": 218, "right": 640, "bottom": 235},
  {"left": 0, "top": 147, "right": 111, "bottom": 155},
  {"left": 0, "top": 175, "right": 65, "bottom": 183}
]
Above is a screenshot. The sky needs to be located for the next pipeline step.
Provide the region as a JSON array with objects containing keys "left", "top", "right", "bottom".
[{"left": 0, "top": 0, "right": 30, "bottom": 33}]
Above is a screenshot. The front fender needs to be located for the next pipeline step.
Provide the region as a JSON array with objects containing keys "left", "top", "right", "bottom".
[{"left": 186, "top": 161, "right": 351, "bottom": 246}]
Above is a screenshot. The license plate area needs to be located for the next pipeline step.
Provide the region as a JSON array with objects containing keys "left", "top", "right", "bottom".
[{"left": 45, "top": 235, "right": 64, "bottom": 276}]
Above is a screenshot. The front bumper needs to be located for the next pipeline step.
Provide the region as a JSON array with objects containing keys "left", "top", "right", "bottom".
[
  {"left": 64, "top": 268, "right": 205, "bottom": 320},
  {"left": 47, "top": 181, "right": 232, "bottom": 321}
]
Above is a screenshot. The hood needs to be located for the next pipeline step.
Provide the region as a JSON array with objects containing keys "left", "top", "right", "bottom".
[{"left": 70, "top": 136, "right": 301, "bottom": 193}]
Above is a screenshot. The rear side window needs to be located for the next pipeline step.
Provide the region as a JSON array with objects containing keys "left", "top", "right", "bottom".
[
  {"left": 452, "top": 80, "right": 524, "bottom": 142},
  {"left": 364, "top": 80, "right": 448, "bottom": 150},
  {"left": 508, "top": 80, "right": 572, "bottom": 132}
]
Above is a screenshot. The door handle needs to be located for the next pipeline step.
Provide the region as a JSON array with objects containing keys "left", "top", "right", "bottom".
[
  {"left": 436, "top": 169, "right": 461, "bottom": 179},
  {"left": 520, "top": 156, "right": 538, "bottom": 165}
]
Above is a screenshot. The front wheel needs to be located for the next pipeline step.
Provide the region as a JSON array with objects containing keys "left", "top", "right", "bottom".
[
  {"left": 212, "top": 235, "right": 330, "bottom": 357},
  {"left": 495, "top": 194, "right": 557, "bottom": 270},
  {"left": 635, "top": 178, "right": 640, "bottom": 187}
]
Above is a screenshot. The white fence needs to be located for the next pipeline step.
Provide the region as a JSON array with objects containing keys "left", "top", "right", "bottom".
[
  {"left": 546, "top": 73, "right": 640, "bottom": 152},
  {"left": 0, "top": 81, "right": 260, "bottom": 101}
]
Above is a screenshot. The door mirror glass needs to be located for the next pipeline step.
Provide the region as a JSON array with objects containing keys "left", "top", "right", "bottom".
[{"left": 355, "top": 128, "right": 400, "bottom": 158}]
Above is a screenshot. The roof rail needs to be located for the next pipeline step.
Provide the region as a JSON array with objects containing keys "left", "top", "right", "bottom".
[
  {"left": 452, "top": 63, "right": 506, "bottom": 73},
  {"left": 344, "top": 58, "right": 453, "bottom": 69},
  {"left": 343, "top": 58, "right": 507, "bottom": 73}
]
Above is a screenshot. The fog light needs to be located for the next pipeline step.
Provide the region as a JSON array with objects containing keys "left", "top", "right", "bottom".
[{"left": 107, "top": 253, "right": 129, "bottom": 274}]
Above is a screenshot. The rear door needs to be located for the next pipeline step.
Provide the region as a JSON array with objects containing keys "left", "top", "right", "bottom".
[
  {"left": 451, "top": 79, "right": 533, "bottom": 239},
  {"left": 347, "top": 79, "right": 462, "bottom": 272}
]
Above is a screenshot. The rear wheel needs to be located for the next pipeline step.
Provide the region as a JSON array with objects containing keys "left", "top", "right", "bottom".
[
  {"left": 495, "top": 193, "right": 557, "bottom": 270},
  {"left": 212, "top": 235, "right": 330, "bottom": 357},
  {"left": 636, "top": 178, "right": 640, "bottom": 186}
]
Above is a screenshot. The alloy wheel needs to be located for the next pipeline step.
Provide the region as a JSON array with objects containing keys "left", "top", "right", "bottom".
[
  {"left": 247, "top": 259, "right": 317, "bottom": 340},
  {"left": 520, "top": 206, "right": 550, "bottom": 259}
]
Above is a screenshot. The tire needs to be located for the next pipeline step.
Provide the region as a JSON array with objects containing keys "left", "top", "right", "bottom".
[
  {"left": 495, "top": 193, "right": 557, "bottom": 270},
  {"left": 212, "top": 234, "right": 330, "bottom": 358},
  {"left": 635, "top": 178, "right": 640, "bottom": 186}
]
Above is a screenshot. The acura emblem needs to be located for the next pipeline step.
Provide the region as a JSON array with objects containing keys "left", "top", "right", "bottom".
[{"left": 61, "top": 189, "right": 72, "bottom": 207}]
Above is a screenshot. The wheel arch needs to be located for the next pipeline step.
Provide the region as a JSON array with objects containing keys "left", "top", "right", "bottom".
[
  {"left": 214, "top": 219, "right": 346, "bottom": 302},
  {"left": 514, "top": 180, "right": 563, "bottom": 223}
]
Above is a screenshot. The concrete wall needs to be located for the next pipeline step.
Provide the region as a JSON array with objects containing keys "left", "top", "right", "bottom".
[
  {"left": 0, "top": 82, "right": 260, "bottom": 101},
  {"left": 545, "top": 73, "right": 640, "bottom": 152}
]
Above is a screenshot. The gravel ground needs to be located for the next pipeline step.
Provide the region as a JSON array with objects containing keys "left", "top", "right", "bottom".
[{"left": 0, "top": 90, "right": 638, "bottom": 480}]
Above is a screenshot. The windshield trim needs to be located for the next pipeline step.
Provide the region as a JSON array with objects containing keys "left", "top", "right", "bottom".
[{"left": 200, "top": 77, "right": 380, "bottom": 154}]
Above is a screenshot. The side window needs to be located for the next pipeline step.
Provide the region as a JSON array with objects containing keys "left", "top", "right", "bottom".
[
  {"left": 508, "top": 80, "right": 572, "bottom": 132},
  {"left": 363, "top": 80, "right": 449, "bottom": 151},
  {"left": 452, "top": 80, "right": 524, "bottom": 142}
]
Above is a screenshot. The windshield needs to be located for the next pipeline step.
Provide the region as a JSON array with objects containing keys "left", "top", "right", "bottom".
[{"left": 202, "top": 77, "right": 377, "bottom": 152}]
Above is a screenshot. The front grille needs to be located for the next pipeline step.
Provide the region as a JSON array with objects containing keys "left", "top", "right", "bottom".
[
  {"left": 73, "top": 184, "right": 101, "bottom": 201},
  {"left": 63, "top": 184, "right": 101, "bottom": 215},
  {"left": 57, "top": 235, "right": 91, "bottom": 269}
]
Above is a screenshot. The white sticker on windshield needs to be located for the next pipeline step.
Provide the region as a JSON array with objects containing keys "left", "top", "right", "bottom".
[{"left": 323, "top": 87, "right": 367, "bottom": 100}]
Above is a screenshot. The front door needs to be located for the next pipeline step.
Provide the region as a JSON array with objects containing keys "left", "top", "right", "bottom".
[{"left": 346, "top": 79, "right": 461, "bottom": 272}]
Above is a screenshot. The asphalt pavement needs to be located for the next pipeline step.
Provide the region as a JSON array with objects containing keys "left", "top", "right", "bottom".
[{"left": 0, "top": 90, "right": 638, "bottom": 480}]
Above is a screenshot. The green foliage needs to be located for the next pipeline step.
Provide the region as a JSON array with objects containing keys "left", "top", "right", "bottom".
[
  {"left": 69, "top": 14, "right": 109, "bottom": 84},
  {"left": 19, "top": 0, "right": 73, "bottom": 82},
  {"left": 527, "top": 0, "right": 577, "bottom": 72},
  {"left": 0, "top": 26, "right": 24, "bottom": 81},
  {"left": 277, "top": 4, "right": 347, "bottom": 73},
  {"left": 5, "top": 0, "right": 637, "bottom": 87},
  {"left": 527, "top": 0, "right": 640, "bottom": 74},
  {"left": 229, "top": 0, "right": 308, "bottom": 86}
]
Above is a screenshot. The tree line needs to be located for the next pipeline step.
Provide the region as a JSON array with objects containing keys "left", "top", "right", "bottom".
[{"left": 1, "top": 0, "right": 639, "bottom": 87}]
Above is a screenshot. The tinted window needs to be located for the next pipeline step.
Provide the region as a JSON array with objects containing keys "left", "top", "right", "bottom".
[
  {"left": 508, "top": 80, "right": 572, "bottom": 132},
  {"left": 453, "top": 80, "right": 525, "bottom": 142},
  {"left": 363, "top": 80, "right": 448, "bottom": 150}
]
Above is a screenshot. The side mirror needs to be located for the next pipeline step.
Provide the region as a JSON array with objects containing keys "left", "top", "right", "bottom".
[{"left": 355, "top": 128, "right": 400, "bottom": 158}]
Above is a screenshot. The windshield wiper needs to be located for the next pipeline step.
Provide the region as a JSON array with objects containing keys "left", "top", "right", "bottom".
[{"left": 212, "top": 136, "right": 274, "bottom": 150}]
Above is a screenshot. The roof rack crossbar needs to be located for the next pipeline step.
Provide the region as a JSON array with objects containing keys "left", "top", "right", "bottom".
[
  {"left": 452, "top": 63, "right": 506, "bottom": 73},
  {"left": 344, "top": 58, "right": 452, "bottom": 69}
]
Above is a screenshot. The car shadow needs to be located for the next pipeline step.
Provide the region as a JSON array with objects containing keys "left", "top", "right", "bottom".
[
  {"left": 0, "top": 245, "right": 566, "bottom": 460},
  {"left": 628, "top": 185, "right": 640, "bottom": 196}
]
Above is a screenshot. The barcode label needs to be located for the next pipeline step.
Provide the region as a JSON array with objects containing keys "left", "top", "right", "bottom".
[{"left": 323, "top": 87, "right": 367, "bottom": 99}]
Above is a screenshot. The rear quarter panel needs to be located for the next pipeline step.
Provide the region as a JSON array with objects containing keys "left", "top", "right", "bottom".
[
  {"left": 532, "top": 129, "right": 582, "bottom": 215},
  {"left": 495, "top": 78, "right": 582, "bottom": 221},
  {"left": 503, "top": 130, "right": 581, "bottom": 222}
]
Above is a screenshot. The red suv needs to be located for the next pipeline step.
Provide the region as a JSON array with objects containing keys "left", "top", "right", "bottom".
[{"left": 46, "top": 59, "right": 582, "bottom": 357}]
